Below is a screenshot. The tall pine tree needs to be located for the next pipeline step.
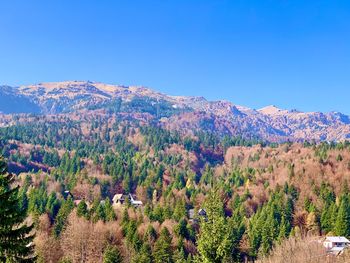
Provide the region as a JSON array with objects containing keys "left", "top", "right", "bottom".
[
  {"left": 153, "top": 227, "right": 173, "bottom": 263},
  {"left": 334, "top": 194, "right": 350, "bottom": 237},
  {"left": 196, "top": 189, "right": 232, "bottom": 263},
  {"left": 0, "top": 157, "right": 35, "bottom": 262}
]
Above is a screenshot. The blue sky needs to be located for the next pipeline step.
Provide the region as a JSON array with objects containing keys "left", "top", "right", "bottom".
[{"left": 1, "top": 1, "right": 350, "bottom": 113}]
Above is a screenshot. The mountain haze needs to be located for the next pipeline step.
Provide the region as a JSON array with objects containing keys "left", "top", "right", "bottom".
[{"left": 0, "top": 81, "right": 349, "bottom": 142}]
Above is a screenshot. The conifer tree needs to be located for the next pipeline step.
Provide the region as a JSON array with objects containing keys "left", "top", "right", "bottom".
[
  {"left": 103, "top": 245, "right": 123, "bottom": 263},
  {"left": 153, "top": 227, "right": 173, "bottom": 263},
  {"left": 321, "top": 203, "right": 334, "bottom": 233},
  {"left": 227, "top": 210, "right": 245, "bottom": 261},
  {"left": 94, "top": 203, "right": 106, "bottom": 222},
  {"left": 173, "top": 247, "right": 186, "bottom": 263},
  {"left": 76, "top": 200, "right": 89, "bottom": 218},
  {"left": 277, "top": 217, "right": 287, "bottom": 242},
  {"left": 144, "top": 224, "right": 157, "bottom": 245},
  {"left": 132, "top": 243, "right": 152, "bottom": 263},
  {"left": 196, "top": 189, "right": 232, "bottom": 263},
  {"left": 0, "top": 158, "right": 35, "bottom": 262},
  {"left": 104, "top": 198, "right": 116, "bottom": 221},
  {"left": 53, "top": 197, "right": 74, "bottom": 237},
  {"left": 259, "top": 218, "right": 273, "bottom": 256},
  {"left": 173, "top": 199, "right": 186, "bottom": 221},
  {"left": 334, "top": 195, "right": 350, "bottom": 237},
  {"left": 174, "top": 219, "right": 188, "bottom": 239}
]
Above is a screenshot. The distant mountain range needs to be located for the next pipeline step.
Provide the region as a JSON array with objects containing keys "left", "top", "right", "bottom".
[{"left": 1, "top": 81, "right": 349, "bottom": 142}]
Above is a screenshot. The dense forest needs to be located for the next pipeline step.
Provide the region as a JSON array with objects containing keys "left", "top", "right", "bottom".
[{"left": 1, "top": 113, "right": 350, "bottom": 262}]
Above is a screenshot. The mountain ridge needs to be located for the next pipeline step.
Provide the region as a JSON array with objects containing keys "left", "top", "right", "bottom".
[{"left": 1, "top": 81, "right": 349, "bottom": 142}]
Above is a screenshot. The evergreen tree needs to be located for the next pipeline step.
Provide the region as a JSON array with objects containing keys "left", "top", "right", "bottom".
[
  {"left": 132, "top": 243, "right": 153, "bottom": 263},
  {"left": 17, "top": 186, "right": 29, "bottom": 213},
  {"left": 174, "top": 219, "right": 188, "bottom": 239},
  {"left": 94, "top": 203, "right": 106, "bottom": 222},
  {"left": 0, "top": 158, "right": 35, "bottom": 262},
  {"left": 153, "top": 227, "right": 173, "bottom": 263},
  {"left": 144, "top": 224, "right": 157, "bottom": 245},
  {"left": 104, "top": 198, "right": 116, "bottom": 221},
  {"left": 334, "top": 195, "right": 350, "bottom": 237},
  {"left": 53, "top": 197, "right": 74, "bottom": 237},
  {"left": 321, "top": 203, "right": 333, "bottom": 233},
  {"left": 45, "top": 192, "right": 61, "bottom": 218},
  {"left": 196, "top": 190, "right": 232, "bottom": 263},
  {"left": 173, "top": 247, "right": 187, "bottom": 263},
  {"left": 76, "top": 200, "right": 89, "bottom": 218},
  {"left": 277, "top": 217, "right": 287, "bottom": 242},
  {"left": 227, "top": 210, "right": 245, "bottom": 261},
  {"left": 125, "top": 220, "right": 142, "bottom": 251},
  {"left": 103, "top": 245, "right": 123, "bottom": 263},
  {"left": 173, "top": 199, "right": 186, "bottom": 221},
  {"left": 121, "top": 208, "right": 129, "bottom": 226},
  {"left": 259, "top": 218, "right": 273, "bottom": 256}
]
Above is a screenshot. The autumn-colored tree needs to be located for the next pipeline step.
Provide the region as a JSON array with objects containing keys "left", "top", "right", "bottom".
[{"left": 61, "top": 213, "right": 106, "bottom": 262}]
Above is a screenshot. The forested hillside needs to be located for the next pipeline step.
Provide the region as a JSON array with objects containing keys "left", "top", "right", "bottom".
[{"left": 1, "top": 111, "right": 350, "bottom": 262}]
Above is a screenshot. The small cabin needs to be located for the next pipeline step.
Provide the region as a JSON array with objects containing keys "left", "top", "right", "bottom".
[
  {"left": 323, "top": 236, "right": 350, "bottom": 255},
  {"left": 198, "top": 208, "right": 207, "bottom": 217},
  {"left": 63, "top": 190, "right": 74, "bottom": 200},
  {"left": 188, "top": 208, "right": 207, "bottom": 223},
  {"left": 129, "top": 194, "right": 143, "bottom": 207},
  {"left": 188, "top": 209, "right": 195, "bottom": 221},
  {"left": 112, "top": 194, "right": 125, "bottom": 206},
  {"left": 112, "top": 193, "right": 142, "bottom": 208}
]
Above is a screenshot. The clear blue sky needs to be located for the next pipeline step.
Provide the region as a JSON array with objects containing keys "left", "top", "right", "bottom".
[{"left": 1, "top": 1, "right": 350, "bottom": 113}]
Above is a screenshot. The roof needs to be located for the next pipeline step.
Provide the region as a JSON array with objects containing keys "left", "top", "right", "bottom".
[
  {"left": 129, "top": 194, "right": 135, "bottom": 202},
  {"left": 112, "top": 194, "right": 124, "bottom": 201},
  {"left": 198, "top": 208, "right": 207, "bottom": 216},
  {"left": 131, "top": 200, "right": 143, "bottom": 205},
  {"left": 74, "top": 200, "right": 82, "bottom": 205},
  {"left": 325, "top": 237, "right": 350, "bottom": 243}
]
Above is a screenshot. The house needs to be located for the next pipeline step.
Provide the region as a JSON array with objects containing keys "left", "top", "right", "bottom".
[
  {"left": 112, "top": 193, "right": 143, "bottom": 208},
  {"left": 63, "top": 190, "right": 74, "bottom": 200},
  {"left": 198, "top": 208, "right": 207, "bottom": 217},
  {"left": 129, "top": 194, "right": 143, "bottom": 207},
  {"left": 74, "top": 200, "right": 82, "bottom": 206},
  {"left": 188, "top": 209, "right": 195, "bottom": 222},
  {"left": 112, "top": 194, "right": 125, "bottom": 207},
  {"left": 323, "top": 236, "right": 350, "bottom": 255},
  {"left": 188, "top": 208, "right": 207, "bottom": 223}
]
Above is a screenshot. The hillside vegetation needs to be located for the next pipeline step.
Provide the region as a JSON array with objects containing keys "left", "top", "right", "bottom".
[{"left": 1, "top": 111, "right": 350, "bottom": 262}]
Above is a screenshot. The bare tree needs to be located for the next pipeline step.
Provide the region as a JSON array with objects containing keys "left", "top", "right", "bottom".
[
  {"left": 61, "top": 212, "right": 107, "bottom": 263},
  {"left": 35, "top": 214, "right": 63, "bottom": 263},
  {"left": 258, "top": 236, "right": 343, "bottom": 263}
]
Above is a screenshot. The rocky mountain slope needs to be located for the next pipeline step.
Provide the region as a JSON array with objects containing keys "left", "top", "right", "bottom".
[{"left": 0, "top": 81, "right": 349, "bottom": 142}]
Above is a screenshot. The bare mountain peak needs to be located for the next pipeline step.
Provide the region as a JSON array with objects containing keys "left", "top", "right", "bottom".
[{"left": 258, "top": 105, "right": 287, "bottom": 115}]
